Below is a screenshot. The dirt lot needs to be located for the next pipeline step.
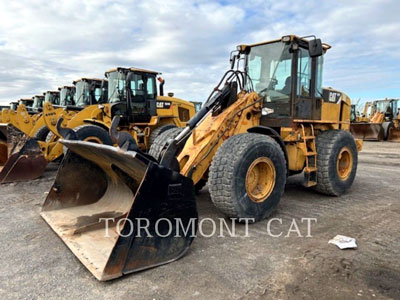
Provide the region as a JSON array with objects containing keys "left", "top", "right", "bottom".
[{"left": 0, "top": 141, "right": 399, "bottom": 300}]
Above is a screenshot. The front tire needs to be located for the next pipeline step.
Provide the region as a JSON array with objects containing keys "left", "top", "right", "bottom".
[
  {"left": 209, "top": 133, "right": 286, "bottom": 222},
  {"left": 34, "top": 125, "right": 50, "bottom": 141},
  {"left": 74, "top": 125, "right": 113, "bottom": 145},
  {"left": 315, "top": 130, "right": 358, "bottom": 196},
  {"left": 149, "top": 127, "right": 183, "bottom": 161},
  {"left": 149, "top": 124, "right": 177, "bottom": 146}
]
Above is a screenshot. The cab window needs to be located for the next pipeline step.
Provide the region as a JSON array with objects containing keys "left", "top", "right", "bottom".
[
  {"left": 297, "top": 48, "right": 312, "bottom": 97},
  {"left": 146, "top": 76, "right": 156, "bottom": 99}
]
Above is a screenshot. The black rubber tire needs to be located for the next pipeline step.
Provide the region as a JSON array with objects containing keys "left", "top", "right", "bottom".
[
  {"left": 149, "top": 124, "right": 177, "bottom": 146},
  {"left": 33, "top": 125, "right": 50, "bottom": 141},
  {"left": 314, "top": 130, "right": 358, "bottom": 196},
  {"left": 382, "top": 122, "right": 393, "bottom": 141},
  {"left": 74, "top": 125, "right": 113, "bottom": 145},
  {"left": 209, "top": 133, "right": 287, "bottom": 222},
  {"left": 149, "top": 127, "right": 183, "bottom": 161}
]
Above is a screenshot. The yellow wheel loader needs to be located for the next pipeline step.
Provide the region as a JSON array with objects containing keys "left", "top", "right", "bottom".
[
  {"left": 350, "top": 99, "right": 399, "bottom": 141},
  {"left": 41, "top": 35, "right": 362, "bottom": 281},
  {"left": 50, "top": 67, "right": 196, "bottom": 151}
]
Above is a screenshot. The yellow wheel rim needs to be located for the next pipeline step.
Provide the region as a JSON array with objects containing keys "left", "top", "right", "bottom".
[
  {"left": 336, "top": 147, "right": 353, "bottom": 181},
  {"left": 83, "top": 136, "right": 103, "bottom": 144},
  {"left": 245, "top": 157, "right": 276, "bottom": 203}
]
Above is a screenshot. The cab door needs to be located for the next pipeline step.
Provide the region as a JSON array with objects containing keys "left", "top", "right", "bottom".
[{"left": 293, "top": 47, "right": 314, "bottom": 120}]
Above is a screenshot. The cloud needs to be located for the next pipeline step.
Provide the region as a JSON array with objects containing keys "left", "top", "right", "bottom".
[{"left": 0, "top": 0, "right": 399, "bottom": 105}]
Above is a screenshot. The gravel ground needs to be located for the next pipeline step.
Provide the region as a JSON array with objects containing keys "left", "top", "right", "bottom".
[{"left": 0, "top": 141, "right": 399, "bottom": 300}]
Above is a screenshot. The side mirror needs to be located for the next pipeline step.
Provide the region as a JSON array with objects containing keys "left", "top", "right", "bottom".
[{"left": 308, "top": 38, "right": 323, "bottom": 58}]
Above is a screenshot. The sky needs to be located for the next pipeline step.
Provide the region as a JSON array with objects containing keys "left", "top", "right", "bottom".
[{"left": 0, "top": 0, "right": 399, "bottom": 109}]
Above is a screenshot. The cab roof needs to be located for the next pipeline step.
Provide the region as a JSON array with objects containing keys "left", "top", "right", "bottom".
[
  {"left": 237, "top": 34, "right": 331, "bottom": 52},
  {"left": 106, "top": 67, "right": 160, "bottom": 75},
  {"left": 73, "top": 78, "right": 105, "bottom": 85},
  {"left": 58, "top": 85, "right": 75, "bottom": 91}
]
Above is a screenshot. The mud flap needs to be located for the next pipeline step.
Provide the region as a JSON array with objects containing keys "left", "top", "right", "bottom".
[
  {"left": 0, "top": 124, "right": 47, "bottom": 183},
  {"left": 350, "top": 123, "right": 384, "bottom": 141},
  {"left": 41, "top": 140, "right": 197, "bottom": 281},
  {"left": 387, "top": 127, "right": 400, "bottom": 142}
]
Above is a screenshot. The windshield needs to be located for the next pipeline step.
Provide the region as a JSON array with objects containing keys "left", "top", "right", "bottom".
[
  {"left": 60, "top": 88, "right": 75, "bottom": 106},
  {"left": 375, "top": 100, "right": 388, "bottom": 113},
  {"left": 107, "top": 71, "right": 156, "bottom": 103},
  {"left": 246, "top": 41, "right": 292, "bottom": 117},
  {"left": 32, "top": 97, "right": 43, "bottom": 109},
  {"left": 45, "top": 93, "right": 60, "bottom": 105},
  {"left": 20, "top": 100, "right": 33, "bottom": 107},
  {"left": 108, "top": 71, "right": 126, "bottom": 103},
  {"left": 74, "top": 81, "right": 91, "bottom": 106}
]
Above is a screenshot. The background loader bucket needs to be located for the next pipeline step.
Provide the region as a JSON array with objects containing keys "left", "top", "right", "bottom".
[
  {"left": 0, "top": 124, "right": 47, "bottom": 183},
  {"left": 388, "top": 127, "right": 400, "bottom": 142},
  {"left": 350, "top": 123, "right": 384, "bottom": 141},
  {"left": 41, "top": 141, "right": 197, "bottom": 281}
]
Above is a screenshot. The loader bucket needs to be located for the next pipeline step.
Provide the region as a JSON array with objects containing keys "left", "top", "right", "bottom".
[
  {"left": 41, "top": 140, "right": 197, "bottom": 281},
  {"left": 0, "top": 124, "right": 47, "bottom": 183},
  {"left": 350, "top": 123, "right": 384, "bottom": 141},
  {"left": 387, "top": 127, "right": 400, "bottom": 142}
]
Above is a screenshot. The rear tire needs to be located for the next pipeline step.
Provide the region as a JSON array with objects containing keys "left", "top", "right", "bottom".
[
  {"left": 209, "top": 133, "right": 286, "bottom": 222},
  {"left": 149, "top": 127, "right": 183, "bottom": 161},
  {"left": 74, "top": 125, "right": 113, "bottom": 145},
  {"left": 149, "top": 124, "right": 176, "bottom": 146},
  {"left": 34, "top": 126, "right": 50, "bottom": 141},
  {"left": 315, "top": 130, "right": 358, "bottom": 196}
]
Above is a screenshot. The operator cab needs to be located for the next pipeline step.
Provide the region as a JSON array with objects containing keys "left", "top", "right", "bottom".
[
  {"left": 44, "top": 91, "right": 60, "bottom": 105},
  {"left": 58, "top": 86, "right": 76, "bottom": 106},
  {"left": 105, "top": 67, "right": 159, "bottom": 124},
  {"left": 9, "top": 102, "right": 18, "bottom": 111},
  {"left": 19, "top": 98, "right": 34, "bottom": 108},
  {"left": 72, "top": 78, "right": 106, "bottom": 107},
  {"left": 32, "top": 95, "right": 44, "bottom": 112},
  {"left": 240, "top": 35, "right": 329, "bottom": 127},
  {"left": 18, "top": 99, "right": 36, "bottom": 114}
]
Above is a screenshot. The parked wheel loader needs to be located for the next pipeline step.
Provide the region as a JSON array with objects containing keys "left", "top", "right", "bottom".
[
  {"left": 51, "top": 67, "right": 196, "bottom": 151},
  {"left": 0, "top": 79, "right": 105, "bottom": 184},
  {"left": 351, "top": 98, "right": 400, "bottom": 141},
  {"left": 41, "top": 35, "right": 361, "bottom": 281}
]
